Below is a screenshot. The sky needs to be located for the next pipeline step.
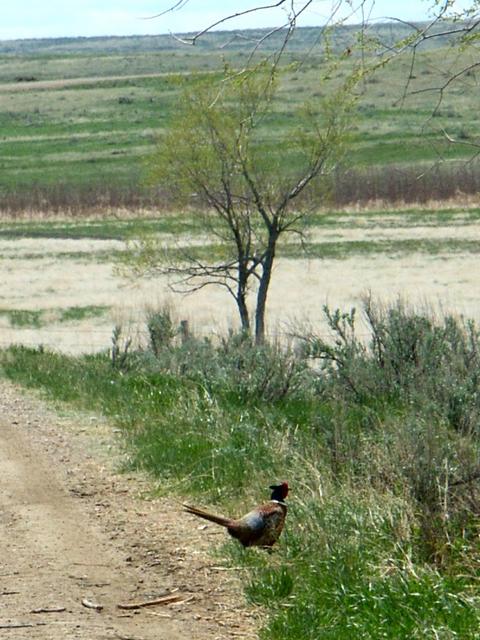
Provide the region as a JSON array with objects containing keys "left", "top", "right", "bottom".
[{"left": 0, "top": 1, "right": 473, "bottom": 41}]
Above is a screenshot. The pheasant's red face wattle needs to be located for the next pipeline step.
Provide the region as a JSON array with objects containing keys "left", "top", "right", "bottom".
[{"left": 280, "top": 481, "right": 289, "bottom": 499}]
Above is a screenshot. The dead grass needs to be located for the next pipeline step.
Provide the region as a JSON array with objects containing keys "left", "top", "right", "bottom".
[{"left": 1, "top": 207, "right": 479, "bottom": 353}]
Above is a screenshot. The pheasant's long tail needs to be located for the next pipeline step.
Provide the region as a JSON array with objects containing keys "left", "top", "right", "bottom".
[{"left": 183, "top": 504, "right": 233, "bottom": 528}]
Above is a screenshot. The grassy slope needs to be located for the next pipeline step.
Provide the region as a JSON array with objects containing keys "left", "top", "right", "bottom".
[{"left": 0, "top": 27, "right": 478, "bottom": 197}]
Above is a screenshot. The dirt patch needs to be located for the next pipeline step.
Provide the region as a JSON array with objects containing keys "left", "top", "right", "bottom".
[
  {"left": 306, "top": 222, "right": 480, "bottom": 243},
  {"left": 0, "top": 72, "right": 178, "bottom": 93},
  {"left": 0, "top": 379, "right": 257, "bottom": 639}
]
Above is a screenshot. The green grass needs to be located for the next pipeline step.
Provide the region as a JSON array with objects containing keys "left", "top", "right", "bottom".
[
  {"left": 243, "top": 496, "right": 480, "bottom": 639},
  {"left": 2, "top": 207, "right": 479, "bottom": 266},
  {"left": 59, "top": 305, "right": 109, "bottom": 322},
  {"left": 0, "top": 309, "right": 44, "bottom": 327},
  {"left": 0, "top": 305, "right": 109, "bottom": 327},
  {"left": 2, "top": 301, "right": 480, "bottom": 638},
  {"left": 1, "top": 29, "right": 479, "bottom": 203},
  {"left": 140, "top": 236, "right": 480, "bottom": 264},
  {"left": 0, "top": 215, "right": 204, "bottom": 241},
  {"left": 283, "top": 238, "right": 480, "bottom": 259},
  {"left": 305, "top": 207, "right": 480, "bottom": 228},
  {"left": 1, "top": 206, "right": 478, "bottom": 239}
]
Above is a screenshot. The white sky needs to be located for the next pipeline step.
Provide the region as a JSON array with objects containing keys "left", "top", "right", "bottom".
[{"left": 0, "top": 1, "right": 473, "bottom": 41}]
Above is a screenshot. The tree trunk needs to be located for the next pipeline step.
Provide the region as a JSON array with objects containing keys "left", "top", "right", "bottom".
[
  {"left": 236, "top": 260, "right": 250, "bottom": 334},
  {"left": 237, "top": 291, "right": 250, "bottom": 333},
  {"left": 254, "top": 233, "right": 277, "bottom": 345}
]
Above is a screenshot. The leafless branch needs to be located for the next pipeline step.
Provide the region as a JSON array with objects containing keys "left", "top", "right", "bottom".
[
  {"left": 162, "top": 1, "right": 289, "bottom": 45},
  {"left": 166, "top": 263, "right": 239, "bottom": 300},
  {"left": 393, "top": 10, "right": 480, "bottom": 106},
  {"left": 117, "top": 592, "right": 187, "bottom": 609},
  {"left": 243, "top": 0, "right": 316, "bottom": 71},
  {"left": 410, "top": 61, "right": 480, "bottom": 99},
  {"left": 143, "top": 0, "right": 191, "bottom": 20}
]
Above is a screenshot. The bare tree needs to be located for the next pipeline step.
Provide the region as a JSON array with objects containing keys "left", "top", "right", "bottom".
[
  {"left": 128, "top": 1, "right": 480, "bottom": 341},
  {"left": 128, "top": 65, "right": 354, "bottom": 343}
]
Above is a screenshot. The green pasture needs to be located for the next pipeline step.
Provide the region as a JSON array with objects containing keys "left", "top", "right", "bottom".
[
  {"left": 0, "top": 305, "right": 109, "bottom": 327},
  {"left": 0, "top": 28, "right": 478, "bottom": 199},
  {"left": 0, "top": 206, "right": 479, "bottom": 263}
]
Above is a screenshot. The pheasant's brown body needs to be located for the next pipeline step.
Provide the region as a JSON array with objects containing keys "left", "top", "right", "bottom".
[{"left": 183, "top": 482, "right": 289, "bottom": 548}]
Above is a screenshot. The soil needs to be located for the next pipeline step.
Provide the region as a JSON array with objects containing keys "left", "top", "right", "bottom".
[
  {"left": 0, "top": 73, "right": 180, "bottom": 93},
  {"left": 0, "top": 378, "right": 257, "bottom": 639}
]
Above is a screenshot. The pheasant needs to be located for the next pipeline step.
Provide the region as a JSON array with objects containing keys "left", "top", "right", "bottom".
[{"left": 183, "top": 482, "right": 289, "bottom": 547}]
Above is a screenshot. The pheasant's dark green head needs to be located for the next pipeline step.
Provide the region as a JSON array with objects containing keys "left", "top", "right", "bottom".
[{"left": 269, "top": 481, "right": 289, "bottom": 502}]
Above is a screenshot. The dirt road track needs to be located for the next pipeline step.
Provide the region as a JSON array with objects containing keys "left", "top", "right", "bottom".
[
  {"left": 0, "top": 72, "right": 176, "bottom": 93},
  {"left": 0, "top": 379, "right": 256, "bottom": 639}
]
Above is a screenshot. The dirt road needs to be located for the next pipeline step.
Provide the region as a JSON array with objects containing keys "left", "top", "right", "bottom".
[
  {"left": 0, "top": 72, "right": 179, "bottom": 93},
  {"left": 0, "top": 379, "right": 256, "bottom": 639}
]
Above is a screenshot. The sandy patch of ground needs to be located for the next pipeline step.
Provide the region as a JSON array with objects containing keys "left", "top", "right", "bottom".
[
  {"left": 0, "top": 72, "right": 179, "bottom": 93},
  {"left": 1, "top": 215, "right": 479, "bottom": 353},
  {"left": 268, "top": 254, "right": 480, "bottom": 337},
  {"left": 0, "top": 378, "right": 257, "bottom": 639},
  {"left": 1, "top": 251, "right": 478, "bottom": 352},
  {"left": 0, "top": 237, "right": 124, "bottom": 256},
  {"left": 305, "top": 222, "right": 480, "bottom": 243}
]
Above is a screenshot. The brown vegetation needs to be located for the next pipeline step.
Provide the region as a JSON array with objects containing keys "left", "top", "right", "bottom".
[{"left": 2, "top": 161, "right": 480, "bottom": 217}]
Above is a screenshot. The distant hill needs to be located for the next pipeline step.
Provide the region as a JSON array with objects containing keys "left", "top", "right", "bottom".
[
  {"left": 0, "top": 22, "right": 465, "bottom": 57},
  {"left": 1, "top": 18, "right": 477, "bottom": 210}
]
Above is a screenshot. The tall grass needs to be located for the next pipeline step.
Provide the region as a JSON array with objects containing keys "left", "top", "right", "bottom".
[
  {"left": 3, "top": 160, "right": 480, "bottom": 215},
  {"left": 0, "top": 183, "right": 167, "bottom": 216},
  {"left": 331, "top": 161, "right": 480, "bottom": 206},
  {"left": 2, "top": 299, "right": 480, "bottom": 637}
]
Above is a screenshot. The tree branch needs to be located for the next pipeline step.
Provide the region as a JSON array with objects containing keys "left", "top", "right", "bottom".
[{"left": 162, "top": 1, "right": 289, "bottom": 45}]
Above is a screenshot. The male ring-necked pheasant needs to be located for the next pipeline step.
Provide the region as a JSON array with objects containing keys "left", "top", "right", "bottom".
[{"left": 183, "top": 482, "right": 289, "bottom": 547}]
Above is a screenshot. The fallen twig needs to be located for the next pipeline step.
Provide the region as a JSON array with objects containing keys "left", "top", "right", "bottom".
[
  {"left": 81, "top": 598, "right": 104, "bottom": 611},
  {"left": 168, "top": 595, "right": 194, "bottom": 606},
  {"left": 117, "top": 591, "right": 186, "bottom": 610},
  {"left": 0, "top": 622, "right": 47, "bottom": 629},
  {"left": 31, "top": 606, "right": 66, "bottom": 614}
]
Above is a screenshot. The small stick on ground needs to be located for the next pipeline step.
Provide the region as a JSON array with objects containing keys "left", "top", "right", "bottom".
[
  {"left": 117, "top": 591, "right": 186, "bottom": 610},
  {"left": 0, "top": 622, "right": 47, "bottom": 629},
  {"left": 81, "top": 598, "right": 104, "bottom": 611},
  {"left": 31, "top": 606, "right": 67, "bottom": 614}
]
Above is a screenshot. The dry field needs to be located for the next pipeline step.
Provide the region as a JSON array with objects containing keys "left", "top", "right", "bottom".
[{"left": 1, "top": 211, "right": 479, "bottom": 354}]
